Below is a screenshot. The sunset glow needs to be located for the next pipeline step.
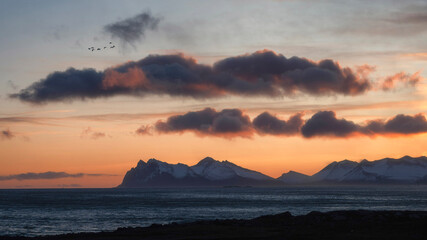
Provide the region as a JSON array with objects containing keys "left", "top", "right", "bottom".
[{"left": 1, "top": 0, "right": 426, "bottom": 189}]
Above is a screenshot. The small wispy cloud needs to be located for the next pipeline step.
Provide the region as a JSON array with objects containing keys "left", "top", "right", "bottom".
[
  {"left": 81, "top": 127, "right": 106, "bottom": 140},
  {"left": 380, "top": 71, "right": 423, "bottom": 91},
  {"left": 103, "top": 11, "right": 161, "bottom": 48},
  {"left": 1, "top": 129, "right": 15, "bottom": 140},
  {"left": 135, "top": 125, "right": 153, "bottom": 135}
]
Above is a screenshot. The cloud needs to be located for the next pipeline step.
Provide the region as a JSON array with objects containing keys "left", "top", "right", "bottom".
[
  {"left": 364, "top": 114, "right": 427, "bottom": 135},
  {"left": 135, "top": 125, "right": 153, "bottom": 135},
  {"left": 0, "top": 172, "right": 117, "bottom": 181},
  {"left": 103, "top": 11, "right": 161, "bottom": 48},
  {"left": 1, "top": 129, "right": 15, "bottom": 140},
  {"left": 213, "top": 50, "right": 371, "bottom": 96},
  {"left": 253, "top": 112, "right": 303, "bottom": 135},
  {"left": 140, "top": 108, "right": 427, "bottom": 139},
  {"left": 302, "top": 111, "right": 427, "bottom": 138},
  {"left": 155, "top": 108, "right": 253, "bottom": 137},
  {"left": 10, "top": 68, "right": 106, "bottom": 103},
  {"left": 81, "top": 127, "right": 106, "bottom": 140},
  {"left": 301, "top": 111, "right": 361, "bottom": 138},
  {"left": 12, "top": 50, "right": 417, "bottom": 104},
  {"left": 381, "top": 71, "right": 422, "bottom": 91}
]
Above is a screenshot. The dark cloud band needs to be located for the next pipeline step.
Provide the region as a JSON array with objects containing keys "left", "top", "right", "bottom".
[
  {"left": 136, "top": 108, "right": 427, "bottom": 139},
  {"left": 12, "top": 50, "right": 413, "bottom": 104}
]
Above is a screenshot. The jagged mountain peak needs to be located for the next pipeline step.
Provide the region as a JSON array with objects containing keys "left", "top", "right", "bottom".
[
  {"left": 137, "top": 160, "right": 146, "bottom": 168},
  {"left": 147, "top": 158, "right": 163, "bottom": 164},
  {"left": 341, "top": 159, "right": 357, "bottom": 164}
]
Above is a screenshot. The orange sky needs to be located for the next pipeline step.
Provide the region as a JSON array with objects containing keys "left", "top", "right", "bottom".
[{"left": 1, "top": 96, "right": 426, "bottom": 188}]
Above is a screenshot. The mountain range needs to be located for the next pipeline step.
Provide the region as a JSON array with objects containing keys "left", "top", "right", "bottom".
[{"left": 118, "top": 155, "right": 427, "bottom": 187}]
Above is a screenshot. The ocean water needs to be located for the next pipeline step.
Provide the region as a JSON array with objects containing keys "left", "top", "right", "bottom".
[{"left": 1, "top": 185, "right": 427, "bottom": 236}]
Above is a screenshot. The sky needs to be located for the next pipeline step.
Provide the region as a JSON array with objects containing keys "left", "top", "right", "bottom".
[{"left": 0, "top": 0, "right": 426, "bottom": 188}]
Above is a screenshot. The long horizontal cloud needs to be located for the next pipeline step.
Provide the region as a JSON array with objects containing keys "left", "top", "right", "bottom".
[
  {"left": 136, "top": 108, "right": 427, "bottom": 139},
  {"left": 0, "top": 172, "right": 117, "bottom": 181},
  {"left": 12, "top": 50, "right": 418, "bottom": 104}
]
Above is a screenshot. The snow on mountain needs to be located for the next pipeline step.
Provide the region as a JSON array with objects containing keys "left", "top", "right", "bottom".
[
  {"left": 277, "top": 171, "right": 311, "bottom": 184},
  {"left": 191, "top": 157, "right": 237, "bottom": 180},
  {"left": 119, "top": 157, "right": 277, "bottom": 187},
  {"left": 147, "top": 158, "right": 196, "bottom": 179},
  {"left": 312, "top": 160, "right": 359, "bottom": 181},
  {"left": 341, "top": 156, "right": 427, "bottom": 183},
  {"left": 119, "top": 158, "right": 202, "bottom": 187},
  {"left": 119, "top": 155, "right": 427, "bottom": 187},
  {"left": 191, "top": 157, "right": 273, "bottom": 181},
  {"left": 222, "top": 161, "right": 273, "bottom": 180},
  {"left": 308, "top": 155, "right": 427, "bottom": 183}
]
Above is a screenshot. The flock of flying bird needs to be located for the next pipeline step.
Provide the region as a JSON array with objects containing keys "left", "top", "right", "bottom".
[{"left": 88, "top": 41, "right": 115, "bottom": 51}]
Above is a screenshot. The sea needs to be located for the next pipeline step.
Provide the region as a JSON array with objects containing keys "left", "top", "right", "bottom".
[{"left": 1, "top": 185, "right": 427, "bottom": 237}]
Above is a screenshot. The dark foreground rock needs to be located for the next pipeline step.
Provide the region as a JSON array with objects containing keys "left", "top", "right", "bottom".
[{"left": 3, "top": 210, "right": 427, "bottom": 240}]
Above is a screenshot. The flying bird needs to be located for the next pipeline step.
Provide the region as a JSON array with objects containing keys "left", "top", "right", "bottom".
[{"left": 88, "top": 43, "right": 115, "bottom": 52}]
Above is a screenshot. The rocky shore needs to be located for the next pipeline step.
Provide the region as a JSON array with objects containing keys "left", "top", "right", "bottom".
[{"left": 3, "top": 210, "right": 427, "bottom": 240}]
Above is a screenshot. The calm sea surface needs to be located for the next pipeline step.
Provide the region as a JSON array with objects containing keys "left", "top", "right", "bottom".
[{"left": 1, "top": 186, "right": 427, "bottom": 236}]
